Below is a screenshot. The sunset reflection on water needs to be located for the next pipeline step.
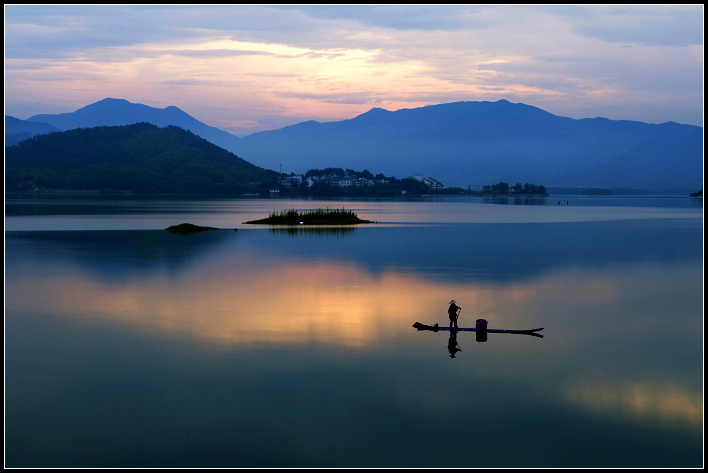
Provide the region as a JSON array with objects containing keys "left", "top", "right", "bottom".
[
  {"left": 10, "top": 261, "right": 475, "bottom": 346},
  {"left": 8, "top": 248, "right": 700, "bottom": 355}
]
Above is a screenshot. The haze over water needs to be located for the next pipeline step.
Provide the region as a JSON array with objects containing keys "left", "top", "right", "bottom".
[{"left": 5, "top": 195, "right": 703, "bottom": 467}]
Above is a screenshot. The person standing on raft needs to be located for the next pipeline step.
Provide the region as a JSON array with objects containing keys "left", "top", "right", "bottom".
[{"left": 448, "top": 300, "right": 461, "bottom": 329}]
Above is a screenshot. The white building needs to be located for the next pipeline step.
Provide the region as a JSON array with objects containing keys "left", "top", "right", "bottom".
[
  {"left": 281, "top": 175, "right": 304, "bottom": 187},
  {"left": 306, "top": 174, "right": 374, "bottom": 188},
  {"left": 423, "top": 177, "right": 444, "bottom": 189},
  {"left": 408, "top": 174, "right": 445, "bottom": 189}
]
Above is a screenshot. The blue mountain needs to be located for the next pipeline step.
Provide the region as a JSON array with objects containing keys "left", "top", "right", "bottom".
[
  {"left": 20, "top": 98, "right": 703, "bottom": 192},
  {"left": 235, "top": 100, "right": 702, "bottom": 191},
  {"left": 27, "top": 98, "right": 241, "bottom": 154},
  {"left": 557, "top": 129, "right": 704, "bottom": 192},
  {"left": 5, "top": 115, "right": 61, "bottom": 146}
]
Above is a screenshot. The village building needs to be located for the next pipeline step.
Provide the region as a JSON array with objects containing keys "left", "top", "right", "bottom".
[
  {"left": 281, "top": 175, "right": 304, "bottom": 187},
  {"left": 409, "top": 174, "right": 445, "bottom": 189},
  {"left": 422, "top": 177, "right": 444, "bottom": 189},
  {"left": 305, "top": 173, "right": 375, "bottom": 188}
]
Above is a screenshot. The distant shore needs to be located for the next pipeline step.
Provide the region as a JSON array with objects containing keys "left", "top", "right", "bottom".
[{"left": 5, "top": 189, "right": 699, "bottom": 199}]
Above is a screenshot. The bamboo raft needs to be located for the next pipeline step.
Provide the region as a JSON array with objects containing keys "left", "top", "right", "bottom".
[{"left": 413, "top": 319, "right": 544, "bottom": 341}]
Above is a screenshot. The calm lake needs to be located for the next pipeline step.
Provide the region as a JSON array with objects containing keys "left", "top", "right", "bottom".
[{"left": 4, "top": 195, "right": 703, "bottom": 467}]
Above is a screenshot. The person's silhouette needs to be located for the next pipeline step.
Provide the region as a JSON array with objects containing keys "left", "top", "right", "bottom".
[{"left": 448, "top": 299, "right": 460, "bottom": 329}]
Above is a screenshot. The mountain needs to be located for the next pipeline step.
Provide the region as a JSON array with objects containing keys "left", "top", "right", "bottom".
[
  {"left": 5, "top": 123, "right": 279, "bottom": 194},
  {"left": 557, "top": 129, "right": 704, "bottom": 192},
  {"left": 5, "top": 115, "right": 61, "bottom": 146},
  {"left": 27, "top": 98, "right": 242, "bottom": 154},
  {"left": 19, "top": 98, "right": 703, "bottom": 192},
  {"left": 235, "top": 100, "right": 703, "bottom": 192}
]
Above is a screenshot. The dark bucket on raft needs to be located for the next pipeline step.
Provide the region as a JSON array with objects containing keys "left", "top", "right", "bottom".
[{"left": 475, "top": 319, "right": 488, "bottom": 343}]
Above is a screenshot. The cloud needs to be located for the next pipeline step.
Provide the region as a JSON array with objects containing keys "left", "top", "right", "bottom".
[
  {"left": 158, "top": 49, "right": 277, "bottom": 58},
  {"left": 5, "top": 6, "right": 190, "bottom": 58},
  {"left": 4, "top": 5, "right": 704, "bottom": 129},
  {"left": 277, "top": 5, "right": 476, "bottom": 31},
  {"left": 273, "top": 91, "right": 375, "bottom": 105},
  {"left": 571, "top": 5, "right": 704, "bottom": 47}
]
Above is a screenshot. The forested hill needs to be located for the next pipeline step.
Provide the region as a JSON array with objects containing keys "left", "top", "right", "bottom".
[{"left": 5, "top": 123, "right": 280, "bottom": 194}]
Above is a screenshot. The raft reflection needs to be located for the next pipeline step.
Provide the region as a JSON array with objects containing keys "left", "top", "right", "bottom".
[{"left": 413, "top": 320, "right": 544, "bottom": 358}]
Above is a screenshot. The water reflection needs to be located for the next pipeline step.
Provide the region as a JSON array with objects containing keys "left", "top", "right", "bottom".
[
  {"left": 269, "top": 226, "right": 358, "bottom": 237},
  {"left": 447, "top": 330, "right": 461, "bottom": 358},
  {"left": 5, "top": 196, "right": 702, "bottom": 232},
  {"left": 6, "top": 234, "right": 700, "bottom": 352},
  {"left": 5, "top": 229, "right": 238, "bottom": 280},
  {"left": 413, "top": 321, "right": 545, "bottom": 358},
  {"left": 5, "top": 218, "right": 703, "bottom": 467},
  {"left": 6, "top": 259, "right": 490, "bottom": 347},
  {"left": 482, "top": 196, "right": 548, "bottom": 205},
  {"left": 564, "top": 380, "right": 702, "bottom": 427},
  {"left": 7, "top": 220, "right": 703, "bottom": 288}
]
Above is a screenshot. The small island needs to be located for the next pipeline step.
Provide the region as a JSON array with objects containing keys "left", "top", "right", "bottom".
[
  {"left": 166, "top": 223, "right": 218, "bottom": 234},
  {"left": 244, "top": 208, "right": 373, "bottom": 225}
]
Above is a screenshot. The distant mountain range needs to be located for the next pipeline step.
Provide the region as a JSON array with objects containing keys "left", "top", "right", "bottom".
[
  {"left": 236, "top": 100, "right": 702, "bottom": 192},
  {"left": 8, "top": 97, "right": 703, "bottom": 192},
  {"left": 5, "top": 115, "right": 61, "bottom": 146},
  {"left": 24, "top": 98, "right": 242, "bottom": 153}
]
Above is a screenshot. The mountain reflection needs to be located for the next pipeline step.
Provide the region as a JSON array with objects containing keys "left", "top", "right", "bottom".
[
  {"left": 8, "top": 218, "right": 703, "bottom": 287},
  {"left": 5, "top": 229, "right": 238, "bottom": 278}
]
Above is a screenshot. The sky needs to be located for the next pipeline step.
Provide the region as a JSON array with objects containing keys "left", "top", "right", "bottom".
[{"left": 4, "top": 5, "right": 704, "bottom": 137}]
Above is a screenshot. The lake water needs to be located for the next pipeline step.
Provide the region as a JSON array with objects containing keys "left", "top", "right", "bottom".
[{"left": 5, "top": 195, "right": 704, "bottom": 467}]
